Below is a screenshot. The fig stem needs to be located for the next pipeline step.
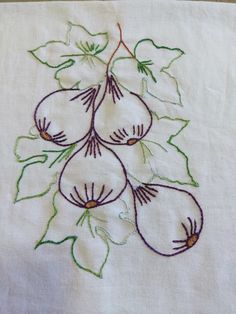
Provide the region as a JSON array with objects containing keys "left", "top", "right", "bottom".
[
  {"left": 106, "top": 23, "right": 135, "bottom": 73},
  {"left": 117, "top": 23, "right": 135, "bottom": 58}
]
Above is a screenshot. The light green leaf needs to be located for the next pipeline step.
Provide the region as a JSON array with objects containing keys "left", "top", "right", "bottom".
[
  {"left": 71, "top": 224, "right": 110, "bottom": 278},
  {"left": 29, "top": 22, "right": 109, "bottom": 88},
  {"left": 35, "top": 191, "right": 110, "bottom": 278},
  {"left": 14, "top": 130, "right": 76, "bottom": 203},
  {"left": 29, "top": 41, "right": 74, "bottom": 69},
  {"left": 35, "top": 186, "right": 136, "bottom": 277},
  {"left": 55, "top": 55, "right": 106, "bottom": 89},
  {"left": 67, "top": 22, "right": 109, "bottom": 55},
  {"left": 141, "top": 113, "right": 199, "bottom": 187},
  {"left": 111, "top": 114, "right": 198, "bottom": 187},
  {"left": 111, "top": 39, "right": 184, "bottom": 105},
  {"left": 14, "top": 155, "right": 58, "bottom": 203},
  {"left": 29, "top": 22, "right": 109, "bottom": 68}
]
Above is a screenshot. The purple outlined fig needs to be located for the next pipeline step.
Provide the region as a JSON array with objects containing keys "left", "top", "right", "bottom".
[
  {"left": 59, "top": 132, "right": 127, "bottom": 209},
  {"left": 94, "top": 75, "right": 152, "bottom": 146},
  {"left": 132, "top": 183, "right": 203, "bottom": 256},
  {"left": 34, "top": 86, "right": 100, "bottom": 146}
]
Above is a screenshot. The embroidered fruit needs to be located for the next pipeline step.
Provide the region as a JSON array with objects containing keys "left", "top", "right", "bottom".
[
  {"left": 133, "top": 183, "right": 203, "bottom": 256},
  {"left": 34, "top": 86, "right": 100, "bottom": 146},
  {"left": 94, "top": 75, "right": 152, "bottom": 145},
  {"left": 59, "top": 133, "right": 127, "bottom": 208}
]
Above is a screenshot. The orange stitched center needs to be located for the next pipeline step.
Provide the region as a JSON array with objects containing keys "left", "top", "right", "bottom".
[
  {"left": 40, "top": 131, "right": 52, "bottom": 141},
  {"left": 85, "top": 200, "right": 97, "bottom": 209},
  {"left": 187, "top": 234, "right": 198, "bottom": 248},
  {"left": 127, "top": 138, "right": 138, "bottom": 146}
]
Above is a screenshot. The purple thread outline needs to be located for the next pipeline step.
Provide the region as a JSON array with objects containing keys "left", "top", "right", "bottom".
[
  {"left": 34, "top": 88, "right": 96, "bottom": 147},
  {"left": 58, "top": 129, "right": 128, "bottom": 209},
  {"left": 94, "top": 76, "right": 153, "bottom": 146},
  {"left": 129, "top": 181, "right": 204, "bottom": 257}
]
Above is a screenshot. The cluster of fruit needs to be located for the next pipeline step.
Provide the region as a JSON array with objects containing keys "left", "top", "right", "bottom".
[{"left": 34, "top": 68, "right": 203, "bottom": 257}]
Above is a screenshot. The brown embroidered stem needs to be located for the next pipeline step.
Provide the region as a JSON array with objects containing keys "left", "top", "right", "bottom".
[
  {"left": 118, "top": 23, "right": 135, "bottom": 58},
  {"left": 106, "top": 23, "right": 135, "bottom": 74}
]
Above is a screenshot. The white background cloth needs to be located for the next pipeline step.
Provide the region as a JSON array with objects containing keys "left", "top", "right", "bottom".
[{"left": 0, "top": 1, "right": 236, "bottom": 313}]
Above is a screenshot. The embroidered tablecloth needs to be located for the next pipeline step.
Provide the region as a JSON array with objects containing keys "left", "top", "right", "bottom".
[{"left": 0, "top": 1, "right": 236, "bottom": 313}]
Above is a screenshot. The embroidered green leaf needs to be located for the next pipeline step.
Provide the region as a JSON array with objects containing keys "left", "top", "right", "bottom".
[
  {"left": 67, "top": 22, "right": 108, "bottom": 55},
  {"left": 29, "top": 22, "right": 108, "bottom": 88},
  {"left": 14, "top": 130, "right": 77, "bottom": 203},
  {"left": 14, "top": 127, "right": 46, "bottom": 163},
  {"left": 111, "top": 39, "right": 184, "bottom": 105},
  {"left": 35, "top": 191, "right": 110, "bottom": 278},
  {"left": 35, "top": 189, "right": 136, "bottom": 277},
  {"left": 54, "top": 54, "right": 106, "bottom": 89},
  {"left": 14, "top": 156, "right": 58, "bottom": 203},
  {"left": 71, "top": 227, "right": 110, "bottom": 279},
  {"left": 141, "top": 113, "right": 199, "bottom": 187},
  {"left": 42, "top": 144, "right": 77, "bottom": 168},
  {"left": 139, "top": 141, "right": 154, "bottom": 164},
  {"left": 111, "top": 113, "right": 198, "bottom": 187}
]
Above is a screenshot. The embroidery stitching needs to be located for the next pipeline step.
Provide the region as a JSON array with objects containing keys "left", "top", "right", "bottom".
[{"left": 14, "top": 22, "right": 204, "bottom": 278}]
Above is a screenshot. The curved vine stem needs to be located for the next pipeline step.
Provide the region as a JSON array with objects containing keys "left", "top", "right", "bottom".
[{"left": 106, "top": 23, "right": 135, "bottom": 74}]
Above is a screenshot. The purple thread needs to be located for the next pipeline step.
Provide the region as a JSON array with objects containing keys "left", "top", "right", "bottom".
[{"left": 129, "top": 181, "right": 204, "bottom": 257}]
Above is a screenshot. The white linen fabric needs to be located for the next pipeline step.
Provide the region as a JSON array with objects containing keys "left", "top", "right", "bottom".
[{"left": 0, "top": 1, "right": 236, "bottom": 313}]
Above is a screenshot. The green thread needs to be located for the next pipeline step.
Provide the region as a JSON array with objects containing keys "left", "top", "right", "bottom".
[
  {"left": 54, "top": 59, "right": 76, "bottom": 89},
  {"left": 70, "top": 233, "right": 110, "bottom": 279},
  {"left": 30, "top": 22, "right": 109, "bottom": 89},
  {"left": 16, "top": 23, "right": 200, "bottom": 277},
  {"left": 76, "top": 209, "right": 88, "bottom": 226},
  {"left": 66, "top": 21, "right": 109, "bottom": 55},
  {"left": 139, "top": 141, "right": 153, "bottom": 164},
  {"left": 29, "top": 22, "right": 109, "bottom": 67},
  {"left": 54, "top": 55, "right": 106, "bottom": 89},
  {"left": 149, "top": 112, "right": 199, "bottom": 187},
  {"left": 127, "top": 171, "right": 146, "bottom": 185},
  {"left": 35, "top": 191, "right": 110, "bottom": 278},
  {"left": 142, "top": 139, "right": 167, "bottom": 152},
  {"left": 76, "top": 209, "right": 96, "bottom": 238},
  {"left": 14, "top": 157, "right": 58, "bottom": 203},
  {"left": 42, "top": 143, "right": 76, "bottom": 168},
  {"left": 14, "top": 132, "right": 73, "bottom": 203},
  {"left": 14, "top": 134, "right": 41, "bottom": 163},
  {"left": 137, "top": 60, "right": 157, "bottom": 83},
  {"left": 134, "top": 38, "right": 184, "bottom": 57},
  {"left": 111, "top": 39, "right": 184, "bottom": 105},
  {"left": 87, "top": 214, "right": 95, "bottom": 238},
  {"left": 35, "top": 190, "right": 59, "bottom": 249}
]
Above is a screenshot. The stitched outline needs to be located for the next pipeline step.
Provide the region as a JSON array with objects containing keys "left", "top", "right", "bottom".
[
  {"left": 14, "top": 22, "right": 204, "bottom": 278},
  {"left": 139, "top": 113, "right": 199, "bottom": 187},
  {"left": 35, "top": 191, "right": 110, "bottom": 278},
  {"left": 110, "top": 38, "right": 184, "bottom": 105},
  {"left": 130, "top": 181, "right": 204, "bottom": 257}
]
